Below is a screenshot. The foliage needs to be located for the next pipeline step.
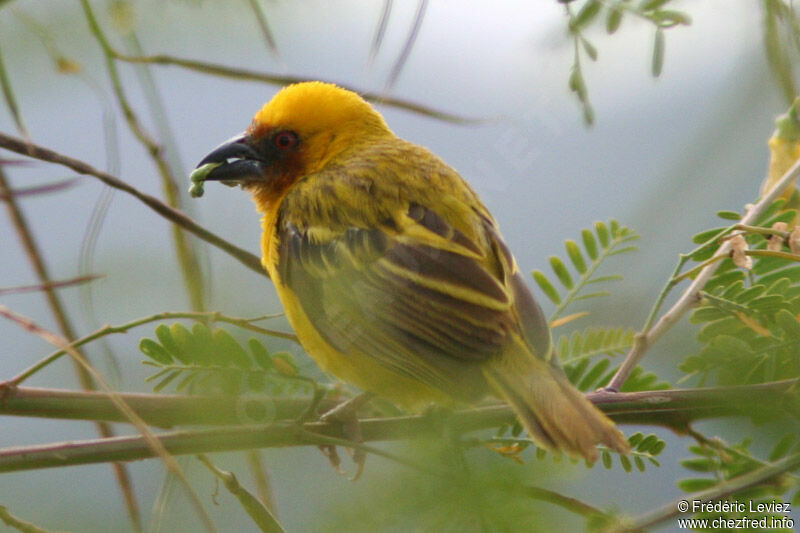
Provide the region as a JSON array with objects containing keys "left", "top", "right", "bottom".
[
  {"left": 139, "top": 322, "right": 310, "bottom": 396},
  {"left": 682, "top": 203, "right": 800, "bottom": 388},
  {"left": 3, "top": 2, "right": 800, "bottom": 532},
  {"left": 533, "top": 219, "right": 639, "bottom": 321},
  {"left": 563, "top": 0, "right": 691, "bottom": 123},
  {"left": 678, "top": 438, "right": 799, "bottom": 530}
]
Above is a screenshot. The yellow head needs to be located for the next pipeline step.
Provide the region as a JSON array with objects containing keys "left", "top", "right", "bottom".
[{"left": 189, "top": 82, "right": 392, "bottom": 201}]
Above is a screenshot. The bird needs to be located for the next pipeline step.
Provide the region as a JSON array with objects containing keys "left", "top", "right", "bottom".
[{"left": 190, "top": 81, "right": 629, "bottom": 462}]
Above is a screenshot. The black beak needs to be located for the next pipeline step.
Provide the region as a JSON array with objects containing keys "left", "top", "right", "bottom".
[
  {"left": 196, "top": 134, "right": 267, "bottom": 182},
  {"left": 189, "top": 134, "right": 269, "bottom": 198}
]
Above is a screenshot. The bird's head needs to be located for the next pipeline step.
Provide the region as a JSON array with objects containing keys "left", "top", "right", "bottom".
[{"left": 189, "top": 81, "right": 392, "bottom": 201}]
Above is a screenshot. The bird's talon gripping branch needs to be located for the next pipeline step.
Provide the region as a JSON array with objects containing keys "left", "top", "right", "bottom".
[
  {"left": 317, "top": 392, "right": 374, "bottom": 479},
  {"left": 317, "top": 445, "right": 345, "bottom": 475}
]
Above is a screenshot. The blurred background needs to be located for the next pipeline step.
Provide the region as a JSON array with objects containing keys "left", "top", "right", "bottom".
[{"left": 0, "top": 1, "right": 796, "bottom": 531}]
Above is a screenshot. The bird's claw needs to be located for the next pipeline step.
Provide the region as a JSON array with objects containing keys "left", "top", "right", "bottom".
[{"left": 316, "top": 392, "right": 374, "bottom": 480}]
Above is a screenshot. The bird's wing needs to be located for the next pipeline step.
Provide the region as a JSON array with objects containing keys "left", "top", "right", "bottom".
[{"left": 276, "top": 197, "right": 551, "bottom": 397}]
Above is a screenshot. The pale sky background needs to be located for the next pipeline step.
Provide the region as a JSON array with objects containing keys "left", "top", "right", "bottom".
[{"left": 0, "top": 1, "right": 794, "bottom": 531}]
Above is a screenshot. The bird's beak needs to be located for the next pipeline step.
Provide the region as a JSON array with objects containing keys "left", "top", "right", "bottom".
[{"left": 189, "top": 134, "right": 267, "bottom": 198}]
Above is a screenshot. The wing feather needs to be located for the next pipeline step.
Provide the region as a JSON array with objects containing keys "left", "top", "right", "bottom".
[{"left": 277, "top": 200, "right": 549, "bottom": 398}]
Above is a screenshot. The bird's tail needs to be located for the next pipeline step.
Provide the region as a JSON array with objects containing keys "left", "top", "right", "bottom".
[{"left": 483, "top": 358, "right": 629, "bottom": 462}]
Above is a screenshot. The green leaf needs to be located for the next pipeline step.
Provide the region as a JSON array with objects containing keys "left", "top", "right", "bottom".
[
  {"left": 776, "top": 309, "right": 800, "bottom": 337},
  {"left": 638, "top": 434, "right": 659, "bottom": 452},
  {"left": 681, "top": 458, "right": 715, "bottom": 472},
  {"left": 691, "top": 227, "right": 727, "bottom": 245},
  {"left": 677, "top": 478, "right": 717, "bottom": 492},
  {"left": 606, "top": 7, "right": 623, "bottom": 34},
  {"left": 652, "top": 10, "right": 691, "bottom": 27},
  {"left": 566, "top": 240, "right": 587, "bottom": 274},
  {"left": 569, "top": 68, "right": 586, "bottom": 97},
  {"left": 769, "top": 433, "right": 797, "bottom": 461},
  {"left": 627, "top": 432, "right": 644, "bottom": 447},
  {"left": 633, "top": 455, "right": 646, "bottom": 472},
  {"left": 533, "top": 270, "right": 561, "bottom": 304},
  {"left": 212, "top": 329, "right": 252, "bottom": 369},
  {"left": 176, "top": 371, "right": 200, "bottom": 393},
  {"left": 249, "top": 338, "right": 274, "bottom": 370},
  {"left": 565, "top": 355, "right": 590, "bottom": 383},
  {"left": 651, "top": 29, "right": 665, "bottom": 77},
  {"left": 716, "top": 210, "right": 742, "bottom": 221},
  {"left": 191, "top": 323, "right": 215, "bottom": 365},
  {"left": 139, "top": 338, "right": 172, "bottom": 365},
  {"left": 601, "top": 450, "right": 613, "bottom": 469},
  {"left": 619, "top": 454, "right": 633, "bottom": 473},
  {"left": 640, "top": 0, "right": 671, "bottom": 11},
  {"left": 581, "top": 37, "right": 598, "bottom": 61},
  {"left": 153, "top": 370, "right": 181, "bottom": 393},
  {"left": 577, "top": 358, "right": 610, "bottom": 391},
  {"left": 550, "top": 256, "right": 574, "bottom": 290},
  {"left": 595, "top": 221, "right": 610, "bottom": 248},
  {"left": 582, "top": 229, "right": 599, "bottom": 260},
  {"left": 169, "top": 323, "right": 193, "bottom": 364},
  {"left": 155, "top": 324, "right": 182, "bottom": 362},
  {"left": 573, "top": 0, "right": 602, "bottom": 29}
]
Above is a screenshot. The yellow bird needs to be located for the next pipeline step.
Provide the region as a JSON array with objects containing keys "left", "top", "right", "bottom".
[
  {"left": 760, "top": 98, "right": 800, "bottom": 224},
  {"left": 190, "top": 81, "right": 629, "bottom": 461}
]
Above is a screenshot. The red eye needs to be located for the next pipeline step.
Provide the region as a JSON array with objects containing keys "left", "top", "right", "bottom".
[{"left": 274, "top": 131, "right": 298, "bottom": 150}]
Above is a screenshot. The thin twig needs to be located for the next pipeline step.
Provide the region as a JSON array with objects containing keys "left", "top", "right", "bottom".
[
  {"left": 0, "top": 176, "right": 81, "bottom": 199},
  {"left": 81, "top": 0, "right": 207, "bottom": 312},
  {"left": 368, "top": 0, "right": 393, "bottom": 67},
  {"left": 197, "top": 454, "right": 286, "bottom": 533},
  {"left": 245, "top": 450, "right": 277, "bottom": 514},
  {"left": 607, "top": 157, "right": 800, "bottom": 391},
  {"left": 0, "top": 275, "right": 102, "bottom": 295},
  {"left": 0, "top": 167, "right": 142, "bottom": 532},
  {"left": 105, "top": 54, "right": 481, "bottom": 124},
  {"left": 605, "top": 452, "right": 800, "bottom": 532},
  {"left": 245, "top": 0, "right": 281, "bottom": 62},
  {"left": 519, "top": 485, "right": 606, "bottom": 518},
  {"left": 0, "top": 305, "right": 217, "bottom": 533},
  {"left": 7, "top": 310, "right": 295, "bottom": 386},
  {"left": 0, "top": 504, "right": 66, "bottom": 533},
  {"left": 0, "top": 131, "right": 266, "bottom": 277},
  {"left": 0, "top": 43, "right": 28, "bottom": 138},
  {"left": 384, "top": 0, "right": 428, "bottom": 91}
]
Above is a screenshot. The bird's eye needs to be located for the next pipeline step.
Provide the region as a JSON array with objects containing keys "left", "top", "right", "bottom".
[{"left": 274, "top": 131, "right": 298, "bottom": 150}]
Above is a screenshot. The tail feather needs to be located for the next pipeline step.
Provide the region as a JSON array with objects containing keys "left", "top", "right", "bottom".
[{"left": 484, "top": 361, "right": 630, "bottom": 462}]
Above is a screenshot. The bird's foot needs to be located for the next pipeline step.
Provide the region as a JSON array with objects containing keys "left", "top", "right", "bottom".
[{"left": 317, "top": 392, "right": 375, "bottom": 481}]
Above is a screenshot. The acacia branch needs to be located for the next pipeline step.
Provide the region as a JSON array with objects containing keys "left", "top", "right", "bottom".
[
  {"left": 607, "top": 157, "right": 800, "bottom": 390},
  {"left": 606, "top": 451, "right": 800, "bottom": 532},
  {"left": 1, "top": 380, "right": 795, "bottom": 428},
  {"left": 0, "top": 379, "right": 796, "bottom": 475},
  {"left": 0, "top": 131, "right": 265, "bottom": 277},
  {"left": 0, "top": 166, "right": 141, "bottom": 531}
]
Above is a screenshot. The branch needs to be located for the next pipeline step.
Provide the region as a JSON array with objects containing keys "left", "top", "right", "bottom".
[
  {"left": 8, "top": 310, "right": 296, "bottom": 386},
  {"left": 0, "top": 166, "right": 141, "bottom": 531},
  {"left": 0, "top": 131, "right": 266, "bottom": 277},
  {"left": 606, "top": 451, "right": 800, "bottom": 532},
  {"left": 197, "top": 454, "right": 286, "bottom": 533},
  {"left": 0, "top": 305, "right": 217, "bottom": 533},
  {"left": 0, "top": 380, "right": 796, "bottom": 474},
  {"left": 0, "top": 275, "right": 102, "bottom": 296},
  {"left": 106, "top": 55, "right": 481, "bottom": 125},
  {"left": 607, "top": 156, "right": 800, "bottom": 390},
  {"left": 1, "top": 380, "right": 795, "bottom": 428}
]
